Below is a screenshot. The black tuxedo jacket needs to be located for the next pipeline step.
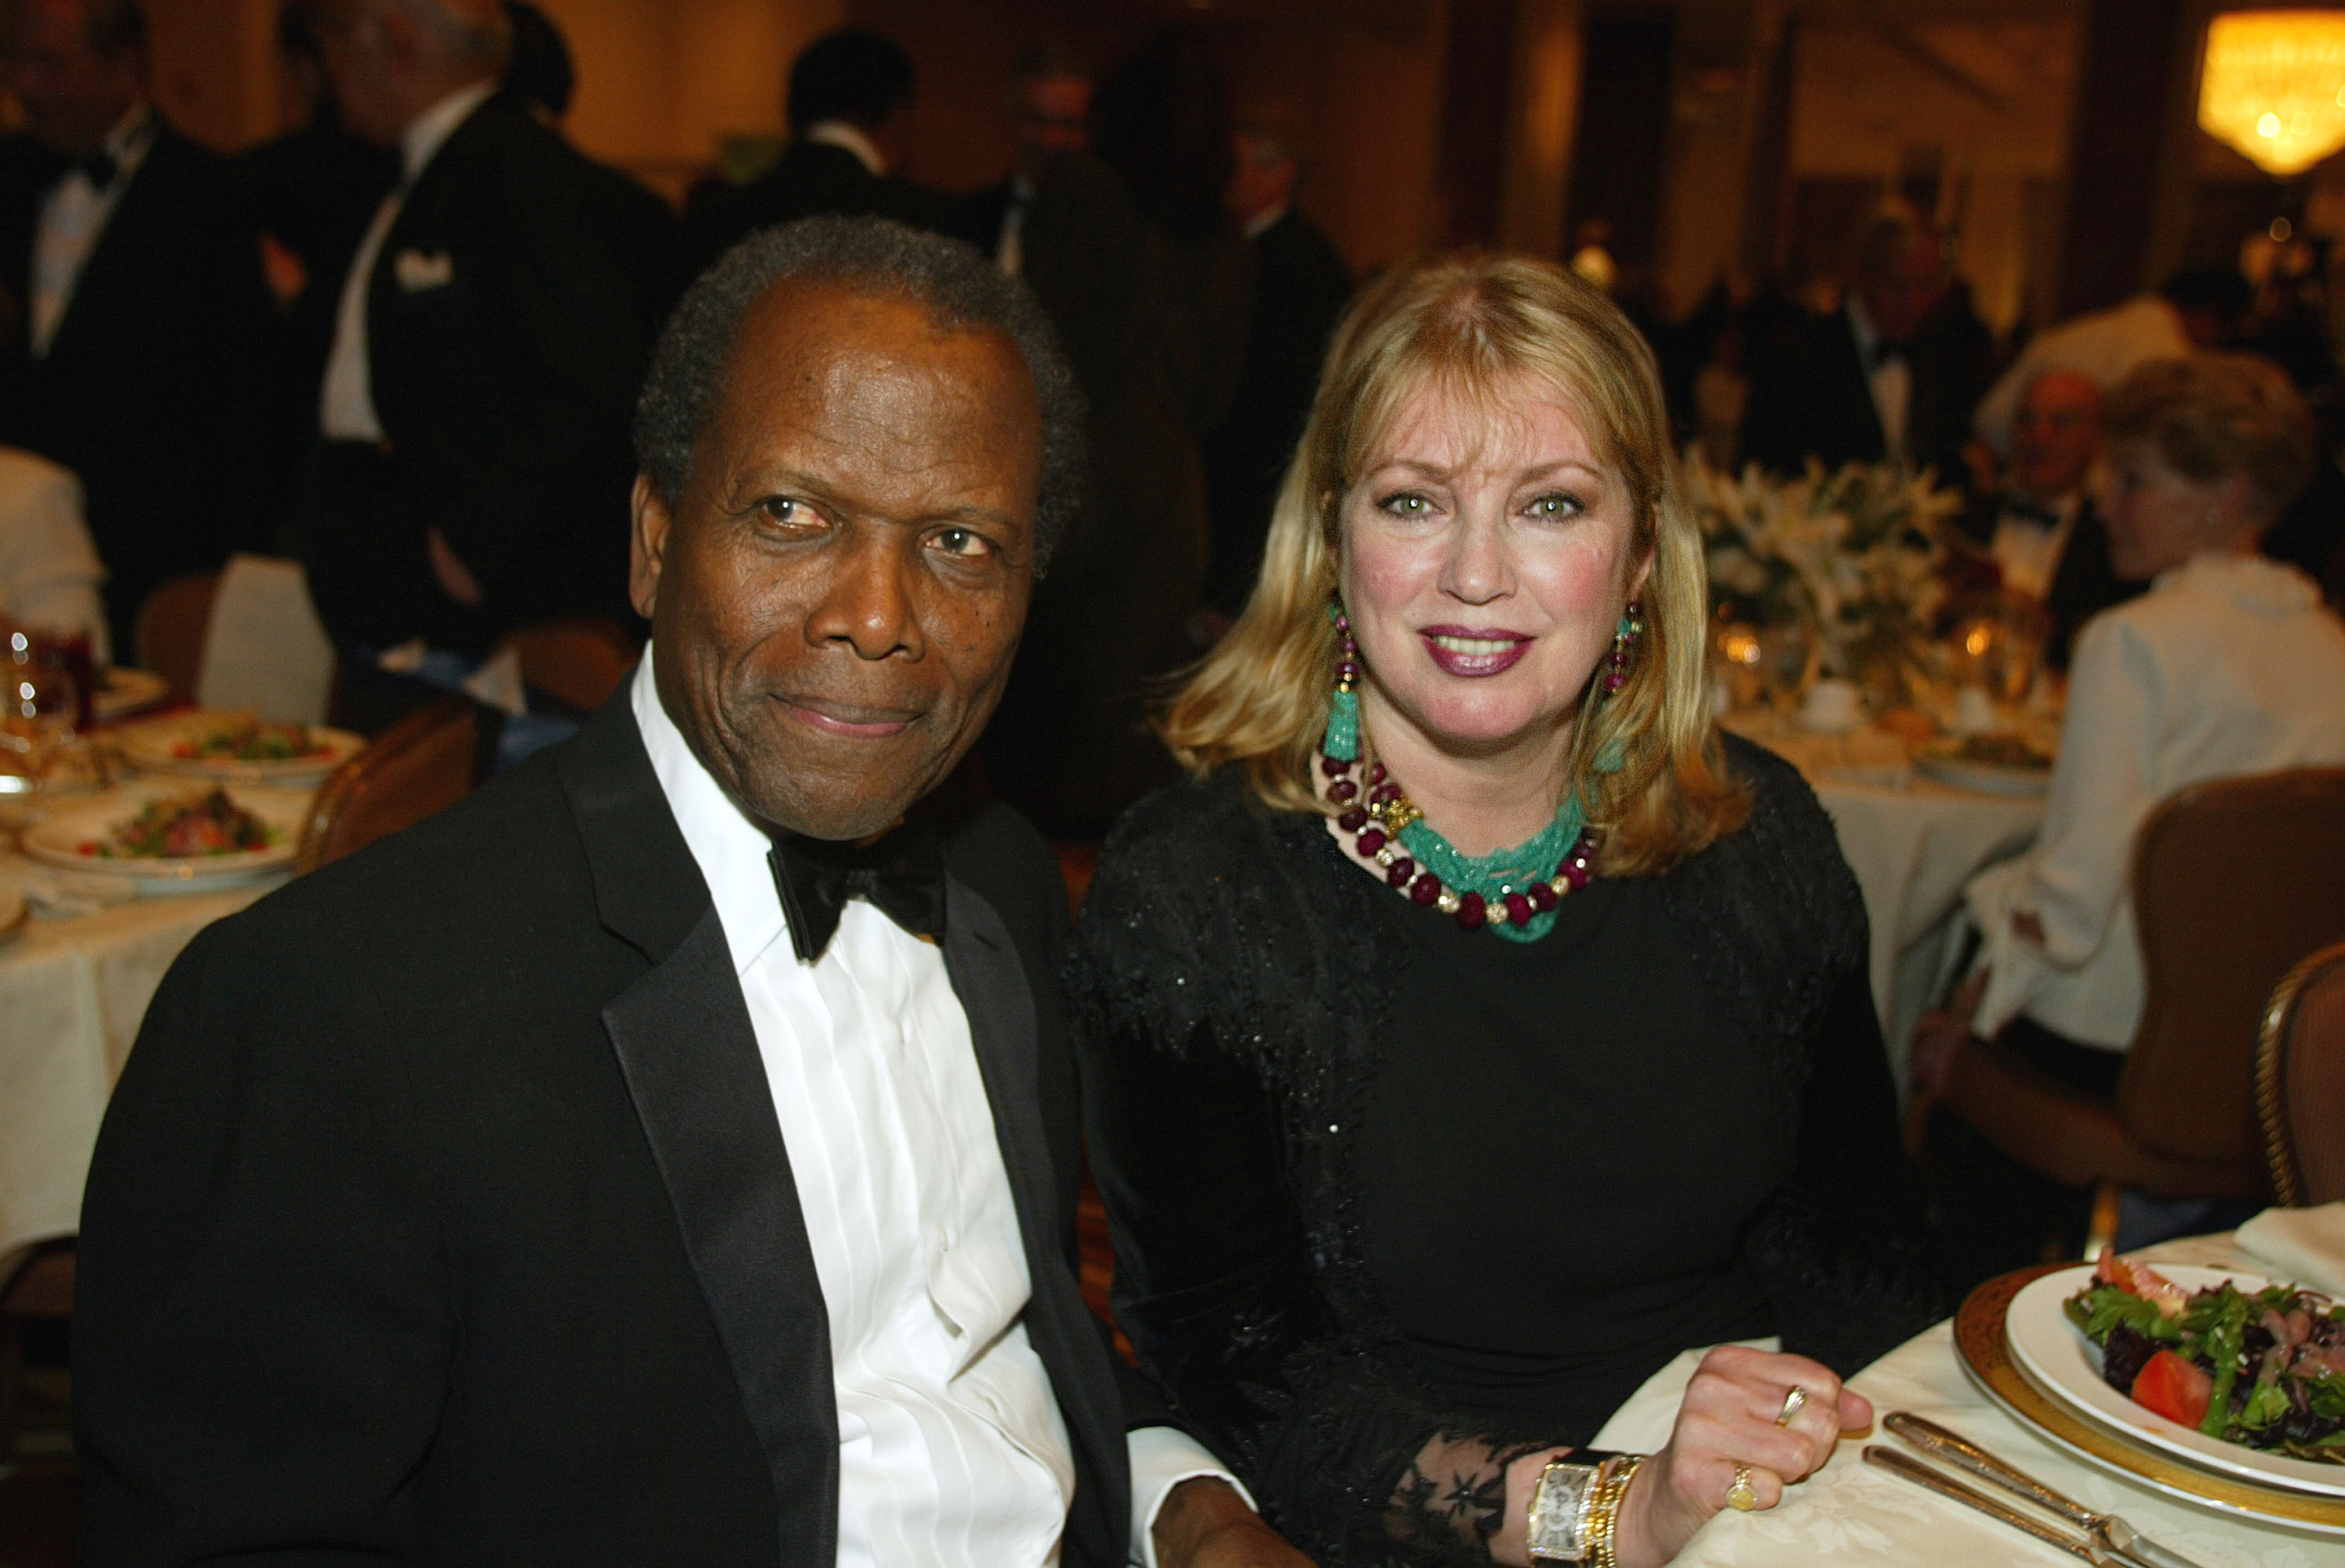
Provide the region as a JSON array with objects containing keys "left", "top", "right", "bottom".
[
  {"left": 1952, "top": 493, "right": 2144, "bottom": 671},
  {"left": 682, "top": 141, "right": 963, "bottom": 278},
  {"left": 0, "top": 120, "right": 280, "bottom": 653},
  {"left": 1742, "top": 305, "right": 1974, "bottom": 481},
  {"left": 300, "top": 95, "right": 649, "bottom": 650},
  {"left": 74, "top": 693, "right": 1140, "bottom": 1565}
]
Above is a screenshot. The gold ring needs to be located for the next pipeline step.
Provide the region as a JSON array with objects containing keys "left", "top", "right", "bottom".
[
  {"left": 1726, "top": 1463, "right": 1760, "bottom": 1511},
  {"left": 1775, "top": 1384, "right": 1808, "bottom": 1427}
]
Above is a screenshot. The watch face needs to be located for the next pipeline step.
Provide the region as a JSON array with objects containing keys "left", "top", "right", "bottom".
[{"left": 1527, "top": 1460, "right": 1599, "bottom": 1562}]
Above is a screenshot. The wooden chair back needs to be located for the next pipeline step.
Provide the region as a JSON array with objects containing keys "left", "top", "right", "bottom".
[
  {"left": 496, "top": 617, "right": 638, "bottom": 715},
  {"left": 296, "top": 696, "right": 480, "bottom": 873},
  {"left": 2118, "top": 768, "right": 2345, "bottom": 1183},
  {"left": 132, "top": 571, "right": 220, "bottom": 705},
  {"left": 2258, "top": 942, "right": 2345, "bottom": 1206}
]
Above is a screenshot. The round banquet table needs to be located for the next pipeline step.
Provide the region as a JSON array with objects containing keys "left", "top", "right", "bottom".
[
  {"left": 1720, "top": 711, "right": 2046, "bottom": 1096},
  {"left": 1598, "top": 1233, "right": 2329, "bottom": 1568},
  {"left": 0, "top": 795, "right": 290, "bottom": 1270}
]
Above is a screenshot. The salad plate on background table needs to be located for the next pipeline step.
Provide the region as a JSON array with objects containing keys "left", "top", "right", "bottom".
[
  {"left": 90, "top": 666, "right": 168, "bottom": 721},
  {"left": 114, "top": 712, "right": 360, "bottom": 786},
  {"left": 1954, "top": 1265, "right": 2345, "bottom": 1538},
  {"left": 2005, "top": 1264, "right": 2345, "bottom": 1498},
  {"left": 20, "top": 787, "right": 306, "bottom": 894}
]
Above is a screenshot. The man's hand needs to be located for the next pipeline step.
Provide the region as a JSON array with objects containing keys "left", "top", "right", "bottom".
[
  {"left": 1910, "top": 970, "right": 1989, "bottom": 1097},
  {"left": 1152, "top": 1477, "right": 1316, "bottom": 1568},
  {"left": 428, "top": 528, "right": 485, "bottom": 608}
]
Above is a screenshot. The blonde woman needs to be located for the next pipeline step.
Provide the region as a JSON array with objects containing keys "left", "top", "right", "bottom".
[{"left": 1069, "top": 254, "right": 1935, "bottom": 1567}]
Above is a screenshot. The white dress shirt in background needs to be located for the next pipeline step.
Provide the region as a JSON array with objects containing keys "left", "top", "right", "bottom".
[
  {"left": 805, "top": 119, "right": 888, "bottom": 177},
  {"left": 319, "top": 80, "right": 498, "bottom": 442},
  {"left": 30, "top": 103, "right": 153, "bottom": 358},
  {"left": 0, "top": 446, "right": 106, "bottom": 662},
  {"left": 632, "top": 653, "right": 1241, "bottom": 1565},
  {"left": 1988, "top": 492, "right": 2081, "bottom": 601},
  {"left": 1846, "top": 297, "right": 1910, "bottom": 462},
  {"left": 1967, "top": 553, "right": 2345, "bottom": 1049},
  {"left": 1971, "top": 295, "right": 2192, "bottom": 459}
]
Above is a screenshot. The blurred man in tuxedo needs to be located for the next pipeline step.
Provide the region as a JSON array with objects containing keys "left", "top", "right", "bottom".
[
  {"left": 1742, "top": 211, "right": 1972, "bottom": 478},
  {"left": 73, "top": 215, "right": 1303, "bottom": 1568},
  {"left": 1199, "top": 115, "right": 1350, "bottom": 616},
  {"left": 299, "top": 0, "right": 648, "bottom": 739},
  {"left": 1954, "top": 370, "right": 2140, "bottom": 669},
  {"left": 963, "top": 46, "right": 1091, "bottom": 274},
  {"left": 0, "top": 0, "right": 280, "bottom": 654},
  {"left": 684, "top": 27, "right": 960, "bottom": 274}
]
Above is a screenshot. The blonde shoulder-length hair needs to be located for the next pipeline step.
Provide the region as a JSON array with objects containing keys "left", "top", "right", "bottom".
[{"left": 1158, "top": 250, "right": 1747, "bottom": 875}]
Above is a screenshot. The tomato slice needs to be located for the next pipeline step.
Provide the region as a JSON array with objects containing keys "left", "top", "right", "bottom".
[{"left": 2131, "top": 1348, "right": 2213, "bottom": 1428}]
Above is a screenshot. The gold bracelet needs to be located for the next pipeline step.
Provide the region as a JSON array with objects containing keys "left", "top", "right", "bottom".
[{"left": 1587, "top": 1453, "right": 1645, "bottom": 1568}]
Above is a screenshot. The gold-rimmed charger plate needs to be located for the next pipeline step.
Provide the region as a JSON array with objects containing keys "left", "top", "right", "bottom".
[{"left": 1955, "top": 1265, "right": 2345, "bottom": 1537}]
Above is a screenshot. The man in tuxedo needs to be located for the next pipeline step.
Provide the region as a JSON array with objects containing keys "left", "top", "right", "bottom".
[
  {"left": 1200, "top": 117, "right": 1351, "bottom": 616},
  {"left": 962, "top": 46, "right": 1092, "bottom": 274},
  {"left": 74, "top": 217, "right": 1304, "bottom": 1566},
  {"left": 300, "top": 0, "right": 647, "bottom": 736},
  {"left": 0, "top": 0, "right": 280, "bottom": 654},
  {"left": 1953, "top": 370, "right": 2139, "bottom": 668},
  {"left": 1742, "top": 211, "right": 1972, "bottom": 479},
  {"left": 684, "top": 27, "right": 961, "bottom": 274}
]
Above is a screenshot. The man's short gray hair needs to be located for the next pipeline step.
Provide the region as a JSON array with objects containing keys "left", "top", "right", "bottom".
[{"left": 635, "top": 217, "right": 1084, "bottom": 571}]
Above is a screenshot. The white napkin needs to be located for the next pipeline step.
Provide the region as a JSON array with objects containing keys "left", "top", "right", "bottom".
[
  {"left": 18, "top": 865, "right": 138, "bottom": 921},
  {"left": 2235, "top": 1202, "right": 2345, "bottom": 1298}
]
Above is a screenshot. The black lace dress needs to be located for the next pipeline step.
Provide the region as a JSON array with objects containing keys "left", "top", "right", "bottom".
[{"left": 1069, "top": 736, "right": 1939, "bottom": 1566}]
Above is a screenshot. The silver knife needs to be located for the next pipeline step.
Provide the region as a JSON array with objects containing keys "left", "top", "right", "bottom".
[
  {"left": 1885, "top": 1412, "right": 2211, "bottom": 1568},
  {"left": 1863, "top": 1444, "right": 2098, "bottom": 1560}
]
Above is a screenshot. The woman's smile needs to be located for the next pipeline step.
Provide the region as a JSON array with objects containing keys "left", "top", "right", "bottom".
[{"left": 1420, "top": 626, "right": 1533, "bottom": 676}]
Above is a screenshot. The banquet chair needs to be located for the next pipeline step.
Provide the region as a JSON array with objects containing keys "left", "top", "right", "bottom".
[
  {"left": 296, "top": 696, "right": 485, "bottom": 873},
  {"left": 494, "top": 616, "right": 639, "bottom": 715},
  {"left": 2257, "top": 941, "right": 2345, "bottom": 1206},
  {"left": 132, "top": 571, "right": 219, "bottom": 706},
  {"left": 1939, "top": 768, "right": 2345, "bottom": 1219}
]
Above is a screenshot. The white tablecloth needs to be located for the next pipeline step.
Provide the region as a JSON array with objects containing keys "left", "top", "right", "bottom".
[
  {"left": 1606, "top": 1235, "right": 2329, "bottom": 1567},
  {"left": 0, "top": 836, "right": 282, "bottom": 1268},
  {"left": 1725, "top": 713, "right": 2046, "bottom": 1094}
]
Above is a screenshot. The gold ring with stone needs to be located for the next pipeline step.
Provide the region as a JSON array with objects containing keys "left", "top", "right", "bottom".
[
  {"left": 1774, "top": 1384, "right": 1808, "bottom": 1427},
  {"left": 1726, "top": 1463, "right": 1759, "bottom": 1511}
]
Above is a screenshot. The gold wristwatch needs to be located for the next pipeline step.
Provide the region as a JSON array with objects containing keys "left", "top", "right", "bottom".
[{"left": 1527, "top": 1452, "right": 1643, "bottom": 1566}]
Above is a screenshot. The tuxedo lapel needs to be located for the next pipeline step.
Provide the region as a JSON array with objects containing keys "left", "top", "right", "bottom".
[
  {"left": 561, "top": 697, "right": 838, "bottom": 1564},
  {"left": 942, "top": 875, "right": 1128, "bottom": 1558}
]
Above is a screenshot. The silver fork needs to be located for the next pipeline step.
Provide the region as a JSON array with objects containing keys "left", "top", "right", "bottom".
[{"left": 1885, "top": 1412, "right": 2210, "bottom": 1568}]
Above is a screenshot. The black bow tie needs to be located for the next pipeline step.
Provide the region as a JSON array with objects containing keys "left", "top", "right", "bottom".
[
  {"left": 1871, "top": 338, "right": 1910, "bottom": 370},
  {"left": 73, "top": 148, "right": 118, "bottom": 189},
  {"left": 2001, "top": 493, "right": 2063, "bottom": 528},
  {"left": 769, "top": 822, "right": 947, "bottom": 964}
]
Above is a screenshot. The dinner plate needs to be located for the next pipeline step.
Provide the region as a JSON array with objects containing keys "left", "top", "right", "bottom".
[
  {"left": 115, "top": 714, "right": 362, "bottom": 786},
  {"left": 1913, "top": 740, "right": 2053, "bottom": 797},
  {"left": 90, "top": 666, "right": 168, "bottom": 721},
  {"left": 1956, "top": 1265, "right": 2345, "bottom": 1538},
  {"left": 20, "top": 788, "right": 306, "bottom": 893},
  {"left": 2004, "top": 1262, "right": 2345, "bottom": 1498}
]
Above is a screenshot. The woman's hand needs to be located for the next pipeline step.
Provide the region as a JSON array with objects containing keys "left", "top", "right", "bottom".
[
  {"left": 1910, "top": 970, "right": 1989, "bottom": 1097},
  {"left": 1613, "top": 1345, "right": 1871, "bottom": 1568}
]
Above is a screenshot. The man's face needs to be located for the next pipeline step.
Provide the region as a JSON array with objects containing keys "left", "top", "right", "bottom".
[
  {"left": 631, "top": 282, "right": 1042, "bottom": 842},
  {"left": 1856, "top": 234, "right": 1943, "bottom": 342},
  {"left": 4, "top": 0, "right": 139, "bottom": 158},
  {"left": 306, "top": 0, "right": 407, "bottom": 148},
  {"left": 1012, "top": 73, "right": 1088, "bottom": 181},
  {"left": 2010, "top": 371, "right": 2101, "bottom": 503},
  {"left": 1226, "top": 132, "right": 1294, "bottom": 228}
]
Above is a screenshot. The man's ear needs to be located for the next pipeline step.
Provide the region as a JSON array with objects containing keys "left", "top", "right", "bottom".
[{"left": 629, "top": 474, "right": 671, "bottom": 621}]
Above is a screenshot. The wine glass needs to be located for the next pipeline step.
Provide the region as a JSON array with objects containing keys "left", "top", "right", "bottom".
[{"left": 4, "top": 630, "right": 80, "bottom": 776}]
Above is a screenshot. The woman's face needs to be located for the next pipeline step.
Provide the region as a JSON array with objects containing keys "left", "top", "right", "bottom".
[
  {"left": 1337, "top": 373, "right": 1650, "bottom": 764},
  {"left": 2101, "top": 439, "right": 2251, "bottom": 582}
]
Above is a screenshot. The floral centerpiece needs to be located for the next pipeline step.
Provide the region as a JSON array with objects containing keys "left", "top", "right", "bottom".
[{"left": 1685, "top": 450, "right": 1961, "bottom": 704}]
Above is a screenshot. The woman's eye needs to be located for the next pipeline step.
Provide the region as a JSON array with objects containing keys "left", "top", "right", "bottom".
[
  {"left": 1378, "top": 491, "right": 1433, "bottom": 518},
  {"left": 930, "top": 527, "right": 994, "bottom": 559},
  {"left": 1527, "top": 492, "right": 1584, "bottom": 518}
]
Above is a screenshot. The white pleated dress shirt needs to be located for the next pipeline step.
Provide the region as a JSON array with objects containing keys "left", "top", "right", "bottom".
[
  {"left": 30, "top": 102, "right": 153, "bottom": 358},
  {"left": 1845, "top": 298, "right": 1911, "bottom": 462},
  {"left": 1967, "top": 553, "right": 2345, "bottom": 1049},
  {"left": 631, "top": 653, "right": 1240, "bottom": 1564},
  {"left": 320, "top": 81, "right": 498, "bottom": 442}
]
